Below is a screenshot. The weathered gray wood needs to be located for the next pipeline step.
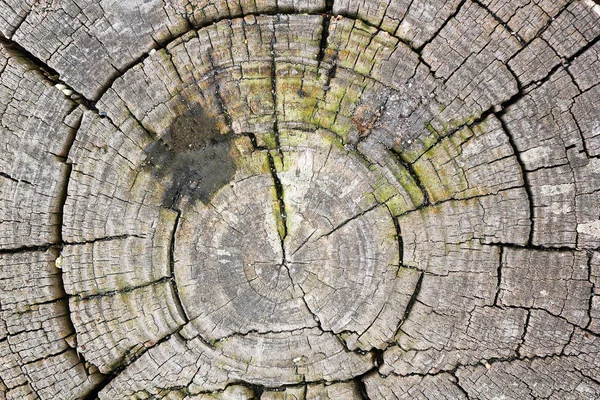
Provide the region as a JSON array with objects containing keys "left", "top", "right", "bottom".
[
  {"left": 61, "top": 220, "right": 176, "bottom": 296},
  {"left": 411, "top": 115, "right": 523, "bottom": 203},
  {"left": 541, "top": 0, "right": 600, "bottom": 59},
  {"left": 0, "top": 45, "right": 76, "bottom": 249},
  {"left": 98, "top": 330, "right": 373, "bottom": 396},
  {"left": 502, "top": 69, "right": 582, "bottom": 171},
  {"left": 364, "top": 372, "right": 468, "bottom": 400},
  {"left": 333, "top": 0, "right": 462, "bottom": 48},
  {"left": 509, "top": 38, "right": 561, "bottom": 86},
  {"left": 590, "top": 251, "right": 600, "bottom": 334},
  {"left": 262, "top": 383, "right": 362, "bottom": 399},
  {"left": 455, "top": 355, "right": 600, "bottom": 399},
  {"left": 498, "top": 248, "right": 591, "bottom": 327},
  {"left": 1, "top": 1, "right": 599, "bottom": 399},
  {"left": 0, "top": 251, "right": 103, "bottom": 399},
  {"left": 479, "top": 0, "right": 570, "bottom": 42}
]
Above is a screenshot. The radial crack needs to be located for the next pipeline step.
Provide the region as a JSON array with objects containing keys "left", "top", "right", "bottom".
[
  {"left": 389, "top": 148, "right": 431, "bottom": 206},
  {"left": 50, "top": 109, "right": 107, "bottom": 393},
  {"left": 267, "top": 151, "right": 288, "bottom": 255},
  {"left": 319, "top": 203, "right": 381, "bottom": 239},
  {"left": 80, "top": 330, "right": 185, "bottom": 400},
  {"left": 168, "top": 209, "right": 190, "bottom": 323},
  {"left": 316, "top": 0, "right": 334, "bottom": 71},
  {"left": 496, "top": 114, "right": 535, "bottom": 246},
  {"left": 392, "top": 272, "right": 424, "bottom": 338},
  {"left": 494, "top": 246, "right": 504, "bottom": 306},
  {"left": 269, "top": 26, "right": 283, "bottom": 158}
]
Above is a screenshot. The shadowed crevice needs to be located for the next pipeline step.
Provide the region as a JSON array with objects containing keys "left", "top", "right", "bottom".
[
  {"left": 168, "top": 209, "right": 190, "bottom": 324},
  {"left": 494, "top": 246, "right": 504, "bottom": 306},
  {"left": 495, "top": 114, "right": 535, "bottom": 246}
]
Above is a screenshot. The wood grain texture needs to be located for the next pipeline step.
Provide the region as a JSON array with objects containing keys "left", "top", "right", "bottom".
[{"left": 0, "top": 0, "right": 599, "bottom": 399}]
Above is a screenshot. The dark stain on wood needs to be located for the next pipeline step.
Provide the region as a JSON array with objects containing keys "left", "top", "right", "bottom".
[{"left": 142, "top": 102, "right": 236, "bottom": 208}]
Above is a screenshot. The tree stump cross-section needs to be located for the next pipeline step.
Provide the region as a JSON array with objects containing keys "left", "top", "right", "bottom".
[{"left": 0, "top": 0, "right": 600, "bottom": 399}]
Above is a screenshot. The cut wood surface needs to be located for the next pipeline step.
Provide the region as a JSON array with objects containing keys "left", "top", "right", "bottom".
[{"left": 0, "top": 0, "right": 599, "bottom": 399}]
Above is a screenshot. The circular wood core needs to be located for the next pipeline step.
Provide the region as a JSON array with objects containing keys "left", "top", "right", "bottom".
[{"left": 175, "top": 131, "right": 405, "bottom": 353}]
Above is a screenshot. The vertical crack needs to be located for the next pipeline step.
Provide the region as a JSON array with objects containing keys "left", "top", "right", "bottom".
[
  {"left": 496, "top": 114, "right": 535, "bottom": 246},
  {"left": 206, "top": 49, "right": 234, "bottom": 134},
  {"left": 354, "top": 375, "right": 371, "bottom": 400},
  {"left": 316, "top": 0, "right": 334, "bottom": 70},
  {"left": 168, "top": 209, "right": 190, "bottom": 323},
  {"left": 381, "top": 0, "right": 401, "bottom": 28},
  {"left": 387, "top": 205, "right": 404, "bottom": 267},
  {"left": 54, "top": 110, "right": 111, "bottom": 391},
  {"left": 269, "top": 22, "right": 283, "bottom": 158},
  {"left": 56, "top": 109, "right": 80, "bottom": 324},
  {"left": 52, "top": 108, "right": 189, "bottom": 398},
  {"left": 267, "top": 152, "right": 288, "bottom": 260},
  {"left": 515, "top": 309, "right": 531, "bottom": 358},
  {"left": 56, "top": 109, "right": 81, "bottom": 244},
  {"left": 249, "top": 384, "right": 264, "bottom": 399},
  {"left": 586, "top": 251, "right": 595, "bottom": 330},
  {"left": 392, "top": 271, "right": 424, "bottom": 339},
  {"left": 314, "top": 1, "right": 337, "bottom": 125},
  {"left": 494, "top": 246, "right": 504, "bottom": 306}
]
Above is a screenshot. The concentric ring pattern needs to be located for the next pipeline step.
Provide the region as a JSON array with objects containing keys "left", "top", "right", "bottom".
[{"left": 1, "top": 0, "right": 600, "bottom": 399}]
